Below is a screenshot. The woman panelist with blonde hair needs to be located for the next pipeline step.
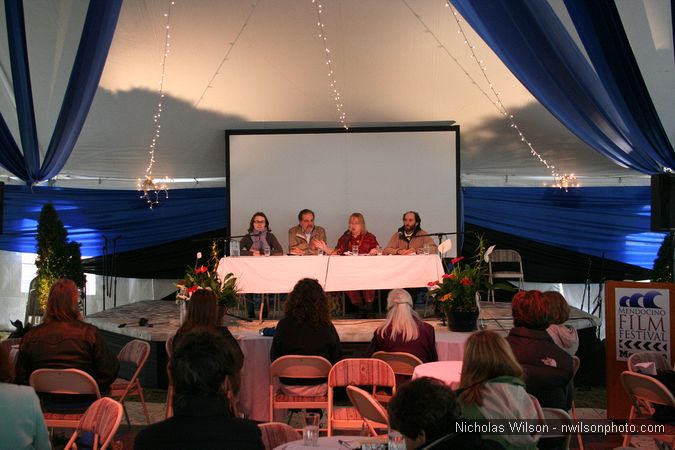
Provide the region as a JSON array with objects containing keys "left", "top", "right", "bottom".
[
  {"left": 330, "top": 212, "right": 379, "bottom": 317},
  {"left": 459, "top": 330, "right": 544, "bottom": 450}
]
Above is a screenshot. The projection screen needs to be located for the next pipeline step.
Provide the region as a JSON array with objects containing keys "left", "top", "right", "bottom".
[{"left": 226, "top": 125, "right": 460, "bottom": 256}]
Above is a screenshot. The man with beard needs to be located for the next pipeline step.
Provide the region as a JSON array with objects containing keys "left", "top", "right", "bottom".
[{"left": 384, "top": 211, "right": 437, "bottom": 255}]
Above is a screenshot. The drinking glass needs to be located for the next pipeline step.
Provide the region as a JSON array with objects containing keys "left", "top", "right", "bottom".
[
  {"left": 229, "top": 240, "right": 240, "bottom": 257},
  {"left": 302, "top": 412, "right": 320, "bottom": 446},
  {"left": 376, "top": 245, "right": 383, "bottom": 256},
  {"left": 423, "top": 243, "right": 430, "bottom": 255},
  {"left": 388, "top": 429, "right": 405, "bottom": 450},
  {"left": 352, "top": 244, "right": 359, "bottom": 256},
  {"left": 263, "top": 246, "right": 271, "bottom": 257},
  {"left": 317, "top": 247, "right": 324, "bottom": 256}
]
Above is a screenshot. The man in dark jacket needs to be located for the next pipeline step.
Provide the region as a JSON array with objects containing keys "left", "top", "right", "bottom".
[{"left": 135, "top": 327, "right": 264, "bottom": 450}]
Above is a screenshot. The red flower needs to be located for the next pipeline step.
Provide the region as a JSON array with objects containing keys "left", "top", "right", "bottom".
[
  {"left": 451, "top": 256, "right": 464, "bottom": 264},
  {"left": 187, "top": 285, "right": 199, "bottom": 295},
  {"left": 427, "top": 280, "right": 440, "bottom": 287},
  {"left": 442, "top": 273, "right": 452, "bottom": 279},
  {"left": 195, "top": 266, "right": 208, "bottom": 274},
  {"left": 460, "top": 276, "right": 473, "bottom": 286}
]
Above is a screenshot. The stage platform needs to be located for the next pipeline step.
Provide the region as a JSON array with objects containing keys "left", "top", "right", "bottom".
[{"left": 85, "top": 299, "right": 600, "bottom": 395}]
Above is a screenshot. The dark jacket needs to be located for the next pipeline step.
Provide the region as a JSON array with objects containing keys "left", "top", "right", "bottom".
[
  {"left": 506, "top": 326, "right": 574, "bottom": 410},
  {"left": 271, "top": 316, "right": 342, "bottom": 385},
  {"left": 15, "top": 320, "right": 119, "bottom": 391},
  {"left": 134, "top": 395, "right": 264, "bottom": 450}
]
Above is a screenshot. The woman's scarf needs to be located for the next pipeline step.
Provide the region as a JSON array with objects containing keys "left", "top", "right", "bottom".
[{"left": 251, "top": 230, "right": 269, "bottom": 251}]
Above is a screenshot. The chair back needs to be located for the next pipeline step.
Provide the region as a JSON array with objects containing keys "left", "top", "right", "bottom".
[
  {"left": 372, "top": 351, "right": 423, "bottom": 378},
  {"left": 489, "top": 249, "right": 523, "bottom": 264},
  {"left": 621, "top": 370, "right": 675, "bottom": 416},
  {"left": 30, "top": 368, "right": 101, "bottom": 397},
  {"left": 627, "top": 351, "right": 670, "bottom": 373},
  {"left": 118, "top": 339, "right": 150, "bottom": 369},
  {"left": 327, "top": 359, "right": 395, "bottom": 436},
  {"left": 258, "top": 422, "right": 301, "bottom": 450},
  {"left": 64, "top": 398, "right": 123, "bottom": 450},
  {"left": 541, "top": 408, "right": 572, "bottom": 450},
  {"left": 346, "top": 385, "right": 389, "bottom": 436},
  {"left": 571, "top": 355, "right": 580, "bottom": 377},
  {"left": 270, "top": 355, "right": 332, "bottom": 380}
]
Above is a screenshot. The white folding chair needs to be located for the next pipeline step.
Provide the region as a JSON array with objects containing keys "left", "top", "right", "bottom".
[
  {"left": 487, "top": 249, "right": 524, "bottom": 303},
  {"left": 346, "top": 385, "right": 389, "bottom": 437},
  {"left": 541, "top": 408, "right": 573, "bottom": 450},
  {"left": 627, "top": 351, "right": 671, "bottom": 373}
]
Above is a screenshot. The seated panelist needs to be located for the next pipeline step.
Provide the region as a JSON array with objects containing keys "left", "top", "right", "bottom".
[
  {"left": 384, "top": 211, "right": 437, "bottom": 255},
  {"left": 288, "top": 209, "right": 328, "bottom": 255},
  {"left": 240, "top": 212, "right": 283, "bottom": 256}
]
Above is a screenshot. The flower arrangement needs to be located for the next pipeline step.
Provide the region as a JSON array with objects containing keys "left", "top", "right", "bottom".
[
  {"left": 427, "top": 237, "right": 499, "bottom": 313},
  {"left": 176, "top": 241, "right": 238, "bottom": 307}
]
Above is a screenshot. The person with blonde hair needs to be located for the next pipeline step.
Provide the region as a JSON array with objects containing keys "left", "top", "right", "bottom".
[
  {"left": 15, "top": 278, "right": 118, "bottom": 393},
  {"left": 366, "top": 289, "right": 437, "bottom": 378},
  {"left": 543, "top": 291, "right": 578, "bottom": 356},
  {"left": 332, "top": 213, "right": 379, "bottom": 316},
  {"left": 459, "top": 330, "right": 543, "bottom": 450}
]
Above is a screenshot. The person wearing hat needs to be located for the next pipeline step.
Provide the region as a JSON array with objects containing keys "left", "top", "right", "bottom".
[{"left": 365, "top": 289, "right": 437, "bottom": 384}]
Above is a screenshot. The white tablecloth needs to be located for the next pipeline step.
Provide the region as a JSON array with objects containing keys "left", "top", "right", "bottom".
[
  {"left": 217, "top": 255, "right": 445, "bottom": 294},
  {"left": 412, "top": 360, "right": 463, "bottom": 389},
  {"left": 274, "top": 436, "right": 387, "bottom": 449}
]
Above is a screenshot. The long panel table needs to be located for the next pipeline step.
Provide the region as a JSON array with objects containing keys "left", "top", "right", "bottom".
[{"left": 216, "top": 254, "right": 445, "bottom": 293}]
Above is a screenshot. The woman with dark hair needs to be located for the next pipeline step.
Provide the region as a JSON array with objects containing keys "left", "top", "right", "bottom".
[
  {"left": 15, "top": 278, "right": 119, "bottom": 393},
  {"left": 459, "top": 331, "right": 543, "bottom": 450},
  {"left": 0, "top": 345, "right": 50, "bottom": 449},
  {"left": 543, "top": 291, "right": 579, "bottom": 356},
  {"left": 365, "top": 289, "right": 437, "bottom": 380},
  {"left": 240, "top": 212, "right": 283, "bottom": 318},
  {"left": 240, "top": 212, "right": 283, "bottom": 257},
  {"left": 173, "top": 290, "right": 243, "bottom": 390},
  {"left": 270, "top": 278, "right": 341, "bottom": 395},
  {"left": 506, "top": 290, "right": 574, "bottom": 410}
]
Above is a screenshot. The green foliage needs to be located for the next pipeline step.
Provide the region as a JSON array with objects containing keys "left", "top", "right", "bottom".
[
  {"left": 176, "top": 240, "right": 239, "bottom": 307},
  {"left": 35, "top": 203, "right": 86, "bottom": 310},
  {"left": 652, "top": 234, "right": 673, "bottom": 282}
]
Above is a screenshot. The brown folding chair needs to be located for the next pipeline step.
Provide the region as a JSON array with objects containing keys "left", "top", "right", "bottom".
[
  {"left": 372, "top": 351, "right": 423, "bottom": 379},
  {"left": 258, "top": 422, "right": 301, "bottom": 450},
  {"left": 541, "top": 408, "right": 573, "bottom": 450},
  {"left": 29, "top": 368, "right": 101, "bottom": 429},
  {"left": 620, "top": 370, "right": 675, "bottom": 448},
  {"left": 269, "top": 355, "right": 332, "bottom": 432},
  {"left": 327, "top": 358, "right": 395, "bottom": 436},
  {"left": 346, "top": 385, "right": 389, "bottom": 437},
  {"left": 64, "top": 397, "right": 123, "bottom": 450},
  {"left": 109, "top": 339, "right": 151, "bottom": 425}
]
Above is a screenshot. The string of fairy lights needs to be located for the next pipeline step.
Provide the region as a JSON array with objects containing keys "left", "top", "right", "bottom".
[
  {"left": 194, "top": 1, "right": 260, "bottom": 108},
  {"left": 137, "top": 1, "right": 175, "bottom": 208},
  {"left": 404, "top": 0, "right": 577, "bottom": 189},
  {"left": 446, "top": 2, "right": 579, "bottom": 189},
  {"left": 312, "top": 0, "right": 348, "bottom": 129}
]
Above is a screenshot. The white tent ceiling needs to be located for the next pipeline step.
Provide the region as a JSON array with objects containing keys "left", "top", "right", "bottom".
[{"left": 0, "top": 0, "right": 672, "bottom": 188}]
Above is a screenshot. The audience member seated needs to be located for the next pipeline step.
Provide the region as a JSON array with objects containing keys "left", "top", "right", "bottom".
[
  {"left": 0, "top": 344, "right": 50, "bottom": 450},
  {"left": 542, "top": 291, "right": 579, "bottom": 356},
  {"left": 15, "top": 278, "right": 119, "bottom": 394},
  {"left": 365, "top": 289, "right": 437, "bottom": 383},
  {"left": 506, "top": 290, "right": 574, "bottom": 410},
  {"left": 134, "top": 328, "right": 264, "bottom": 450},
  {"left": 458, "top": 330, "right": 543, "bottom": 450},
  {"left": 240, "top": 212, "right": 284, "bottom": 318},
  {"left": 332, "top": 212, "right": 379, "bottom": 316},
  {"left": 270, "top": 278, "right": 342, "bottom": 395},
  {"left": 173, "top": 289, "right": 244, "bottom": 394},
  {"left": 387, "top": 377, "right": 504, "bottom": 450}
]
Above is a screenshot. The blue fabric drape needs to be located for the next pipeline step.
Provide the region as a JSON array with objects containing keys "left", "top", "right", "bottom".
[
  {"left": 450, "top": 0, "right": 675, "bottom": 173},
  {"left": 0, "top": 185, "right": 661, "bottom": 269},
  {"left": 0, "top": 186, "right": 228, "bottom": 257},
  {"left": 0, "top": 0, "right": 122, "bottom": 184},
  {"left": 464, "top": 186, "right": 664, "bottom": 269}
]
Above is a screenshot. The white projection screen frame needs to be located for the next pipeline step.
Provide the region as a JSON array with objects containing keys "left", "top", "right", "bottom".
[{"left": 226, "top": 125, "right": 460, "bottom": 257}]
